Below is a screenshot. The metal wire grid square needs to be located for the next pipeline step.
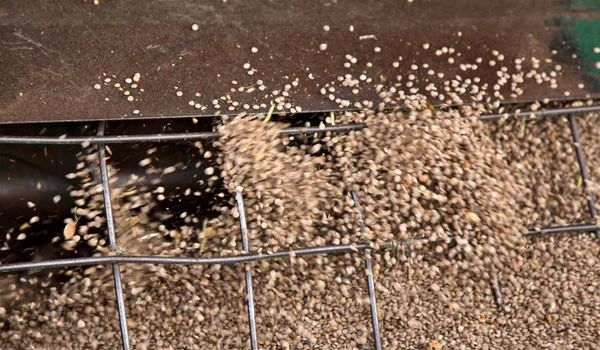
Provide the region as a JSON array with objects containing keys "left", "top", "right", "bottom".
[{"left": 1, "top": 105, "right": 600, "bottom": 349}]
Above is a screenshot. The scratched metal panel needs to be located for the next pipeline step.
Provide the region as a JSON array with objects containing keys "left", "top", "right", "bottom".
[{"left": 0, "top": 0, "right": 599, "bottom": 124}]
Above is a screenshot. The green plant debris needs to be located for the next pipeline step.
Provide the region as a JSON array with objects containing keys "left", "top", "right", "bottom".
[{"left": 264, "top": 103, "right": 276, "bottom": 123}]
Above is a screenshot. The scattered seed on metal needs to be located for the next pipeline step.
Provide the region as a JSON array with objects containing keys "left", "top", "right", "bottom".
[{"left": 359, "top": 34, "right": 376, "bottom": 40}]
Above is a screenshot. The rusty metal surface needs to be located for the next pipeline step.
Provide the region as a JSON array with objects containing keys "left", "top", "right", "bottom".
[{"left": 1, "top": 0, "right": 599, "bottom": 124}]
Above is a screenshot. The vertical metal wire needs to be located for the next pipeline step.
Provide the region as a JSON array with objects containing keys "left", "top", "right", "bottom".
[
  {"left": 97, "top": 122, "right": 131, "bottom": 350},
  {"left": 352, "top": 191, "right": 382, "bottom": 350},
  {"left": 365, "top": 255, "right": 383, "bottom": 349},
  {"left": 352, "top": 191, "right": 366, "bottom": 232},
  {"left": 491, "top": 278, "right": 504, "bottom": 309},
  {"left": 568, "top": 115, "right": 600, "bottom": 242},
  {"left": 235, "top": 191, "right": 259, "bottom": 350}
]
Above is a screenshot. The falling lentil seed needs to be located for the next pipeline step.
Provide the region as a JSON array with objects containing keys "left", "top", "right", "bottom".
[
  {"left": 64, "top": 222, "right": 77, "bottom": 240},
  {"left": 53, "top": 195, "right": 61, "bottom": 204},
  {"left": 93, "top": 84, "right": 101, "bottom": 90},
  {"left": 191, "top": 23, "right": 199, "bottom": 31},
  {"left": 465, "top": 211, "right": 481, "bottom": 224},
  {"left": 163, "top": 166, "right": 176, "bottom": 174},
  {"left": 26, "top": 201, "right": 36, "bottom": 208},
  {"left": 138, "top": 158, "right": 152, "bottom": 167},
  {"left": 309, "top": 144, "right": 322, "bottom": 154},
  {"left": 319, "top": 43, "right": 328, "bottom": 51},
  {"left": 87, "top": 237, "right": 98, "bottom": 247},
  {"left": 61, "top": 240, "right": 77, "bottom": 251},
  {"left": 17, "top": 233, "right": 27, "bottom": 240}
]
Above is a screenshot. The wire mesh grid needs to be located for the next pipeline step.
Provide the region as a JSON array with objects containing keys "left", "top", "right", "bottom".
[{"left": 1, "top": 104, "right": 600, "bottom": 349}]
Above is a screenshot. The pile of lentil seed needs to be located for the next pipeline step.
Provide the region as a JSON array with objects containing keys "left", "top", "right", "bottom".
[
  {"left": 483, "top": 114, "right": 590, "bottom": 228},
  {"left": 1, "top": 107, "right": 599, "bottom": 349}
]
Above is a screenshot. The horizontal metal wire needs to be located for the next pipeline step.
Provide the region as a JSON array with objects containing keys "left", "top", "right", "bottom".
[
  {"left": 479, "top": 105, "right": 600, "bottom": 121},
  {"left": 521, "top": 223, "right": 598, "bottom": 237},
  {"left": 0, "top": 124, "right": 366, "bottom": 144},
  {"left": 0, "top": 223, "right": 596, "bottom": 274},
  {"left": 1, "top": 105, "right": 599, "bottom": 145}
]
